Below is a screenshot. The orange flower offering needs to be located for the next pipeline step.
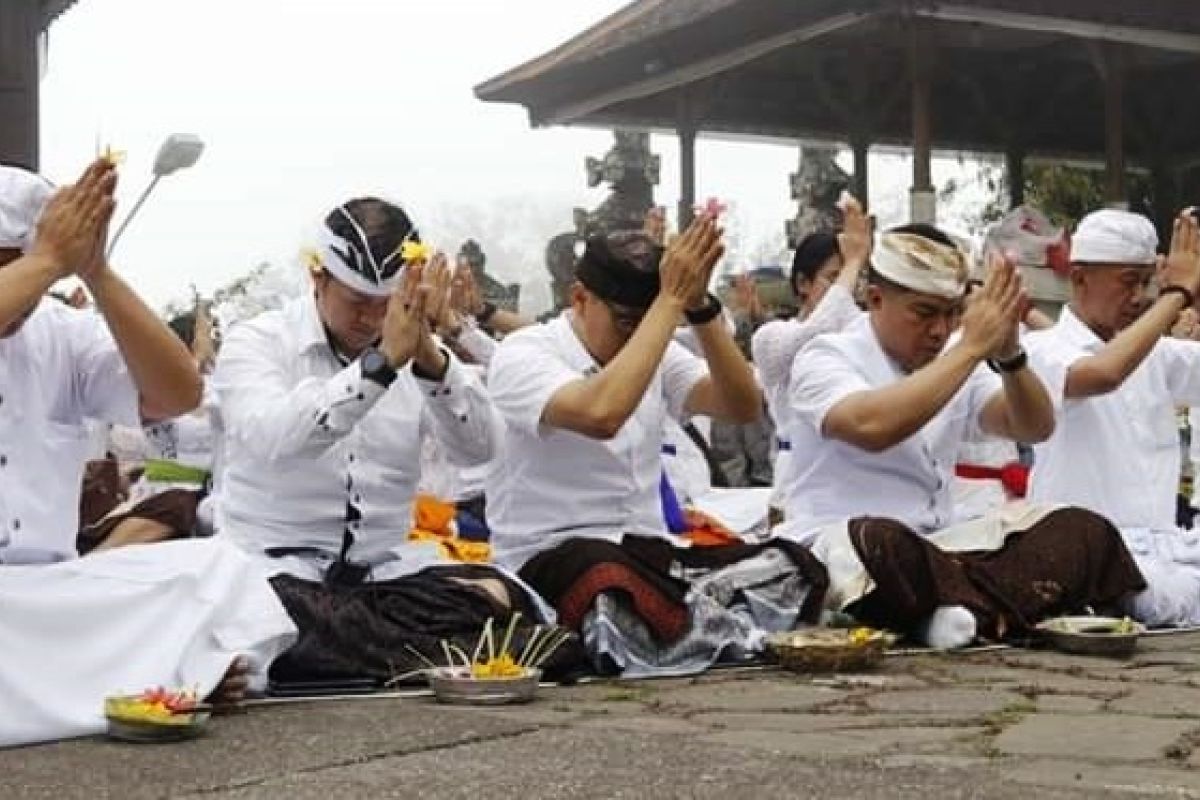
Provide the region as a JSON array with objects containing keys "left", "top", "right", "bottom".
[{"left": 105, "top": 686, "right": 200, "bottom": 724}]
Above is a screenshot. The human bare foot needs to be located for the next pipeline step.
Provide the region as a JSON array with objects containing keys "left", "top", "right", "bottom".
[{"left": 206, "top": 655, "right": 250, "bottom": 713}]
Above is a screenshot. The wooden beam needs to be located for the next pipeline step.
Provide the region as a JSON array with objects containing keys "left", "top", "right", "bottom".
[
  {"left": 913, "top": 5, "right": 1200, "bottom": 55},
  {"left": 677, "top": 95, "right": 697, "bottom": 230},
  {"left": 540, "top": 10, "right": 876, "bottom": 126},
  {"left": 1006, "top": 146, "right": 1026, "bottom": 207},
  {"left": 1099, "top": 44, "right": 1127, "bottom": 206},
  {"left": 852, "top": 136, "right": 871, "bottom": 208},
  {"left": 908, "top": 19, "right": 935, "bottom": 222}
]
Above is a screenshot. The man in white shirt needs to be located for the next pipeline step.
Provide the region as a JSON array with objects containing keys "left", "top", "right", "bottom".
[
  {"left": 1026, "top": 208, "right": 1200, "bottom": 626},
  {"left": 214, "top": 197, "right": 547, "bottom": 684},
  {"left": 782, "top": 223, "right": 1144, "bottom": 647},
  {"left": 0, "top": 161, "right": 295, "bottom": 747},
  {"left": 752, "top": 194, "right": 870, "bottom": 515},
  {"left": 488, "top": 218, "right": 829, "bottom": 676}
]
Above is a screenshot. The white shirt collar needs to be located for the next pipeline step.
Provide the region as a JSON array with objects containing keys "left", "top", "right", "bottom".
[
  {"left": 550, "top": 311, "right": 601, "bottom": 375},
  {"left": 1055, "top": 305, "right": 1106, "bottom": 354},
  {"left": 295, "top": 291, "right": 330, "bottom": 356}
]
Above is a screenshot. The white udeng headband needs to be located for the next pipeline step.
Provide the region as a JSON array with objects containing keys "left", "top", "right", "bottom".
[
  {"left": 0, "top": 165, "right": 53, "bottom": 253},
  {"left": 306, "top": 218, "right": 405, "bottom": 298},
  {"left": 871, "top": 232, "right": 967, "bottom": 300}
]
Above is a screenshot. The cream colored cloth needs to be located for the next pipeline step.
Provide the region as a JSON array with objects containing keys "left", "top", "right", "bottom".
[
  {"left": 871, "top": 230, "right": 968, "bottom": 300},
  {"left": 0, "top": 538, "right": 296, "bottom": 748},
  {"left": 809, "top": 502, "right": 1063, "bottom": 613}
]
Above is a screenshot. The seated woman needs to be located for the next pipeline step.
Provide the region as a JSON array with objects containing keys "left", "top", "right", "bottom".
[
  {"left": 486, "top": 217, "right": 828, "bottom": 678},
  {"left": 0, "top": 160, "right": 294, "bottom": 747},
  {"left": 212, "top": 197, "right": 555, "bottom": 685}
]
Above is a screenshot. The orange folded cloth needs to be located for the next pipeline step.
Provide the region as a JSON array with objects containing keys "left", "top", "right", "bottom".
[
  {"left": 679, "top": 508, "right": 742, "bottom": 547},
  {"left": 408, "top": 493, "right": 491, "bottom": 563}
]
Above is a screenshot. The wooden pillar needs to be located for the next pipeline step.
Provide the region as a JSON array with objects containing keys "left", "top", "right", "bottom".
[
  {"left": 851, "top": 135, "right": 870, "bottom": 210},
  {"left": 1100, "top": 44, "right": 1127, "bottom": 208},
  {"left": 677, "top": 95, "right": 697, "bottom": 230},
  {"left": 1149, "top": 162, "right": 1179, "bottom": 241},
  {"left": 0, "top": 0, "right": 40, "bottom": 169},
  {"left": 1006, "top": 146, "right": 1026, "bottom": 208},
  {"left": 908, "top": 23, "right": 935, "bottom": 223}
]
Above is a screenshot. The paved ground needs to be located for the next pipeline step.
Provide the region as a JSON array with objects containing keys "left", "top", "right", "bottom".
[{"left": 9, "top": 633, "right": 1200, "bottom": 798}]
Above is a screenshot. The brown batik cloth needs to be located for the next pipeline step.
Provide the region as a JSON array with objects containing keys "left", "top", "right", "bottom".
[
  {"left": 845, "top": 507, "right": 1147, "bottom": 640},
  {"left": 266, "top": 564, "right": 582, "bottom": 683},
  {"left": 76, "top": 489, "right": 200, "bottom": 555}
]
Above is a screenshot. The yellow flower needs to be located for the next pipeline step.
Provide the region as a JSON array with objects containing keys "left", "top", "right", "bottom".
[
  {"left": 401, "top": 240, "right": 432, "bottom": 264},
  {"left": 101, "top": 145, "right": 126, "bottom": 166},
  {"left": 848, "top": 627, "right": 875, "bottom": 646},
  {"left": 471, "top": 653, "right": 524, "bottom": 679},
  {"left": 301, "top": 247, "right": 324, "bottom": 274}
]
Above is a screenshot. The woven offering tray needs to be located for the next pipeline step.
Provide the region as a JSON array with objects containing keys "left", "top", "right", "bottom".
[
  {"left": 766, "top": 628, "right": 895, "bottom": 673},
  {"left": 1036, "top": 615, "right": 1144, "bottom": 658}
]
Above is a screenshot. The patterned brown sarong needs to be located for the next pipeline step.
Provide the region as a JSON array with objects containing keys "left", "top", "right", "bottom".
[
  {"left": 267, "top": 565, "right": 580, "bottom": 683},
  {"left": 845, "top": 507, "right": 1147, "bottom": 640},
  {"left": 76, "top": 489, "right": 200, "bottom": 555}
]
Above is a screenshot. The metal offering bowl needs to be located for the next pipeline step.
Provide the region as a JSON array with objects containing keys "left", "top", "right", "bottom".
[
  {"left": 426, "top": 666, "right": 542, "bottom": 706},
  {"left": 1036, "top": 615, "right": 1144, "bottom": 658}
]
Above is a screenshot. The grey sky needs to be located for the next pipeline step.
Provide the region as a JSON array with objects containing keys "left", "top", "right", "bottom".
[{"left": 39, "top": 0, "right": 988, "bottom": 313}]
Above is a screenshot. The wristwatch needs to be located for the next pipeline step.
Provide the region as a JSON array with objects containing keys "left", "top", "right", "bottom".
[
  {"left": 685, "top": 293, "right": 724, "bottom": 326},
  {"left": 360, "top": 347, "right": 397, "bottom": 388},
  {"left": 987, "top": 348, "right": 1028, "bottom": 374}
]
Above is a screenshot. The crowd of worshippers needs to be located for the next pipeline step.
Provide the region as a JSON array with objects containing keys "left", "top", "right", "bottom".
[{"left": 5, "top": 156, "right": 1200, "bottom": 748}]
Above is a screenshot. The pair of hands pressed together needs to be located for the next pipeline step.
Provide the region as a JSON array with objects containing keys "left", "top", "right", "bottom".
[{"left": 31, "top": 158, "right": 119, "bottom": 286}]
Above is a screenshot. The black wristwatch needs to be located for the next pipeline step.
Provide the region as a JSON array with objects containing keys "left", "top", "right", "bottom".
[
  {"left": 987, "top": 348, "right": 1028, "bottom": 374},
  {"left": 360, "top": 347, "right": 397, "bottom": 388},
  {"left": 685, "top": 293, "right": 723, "bottom": 326}
]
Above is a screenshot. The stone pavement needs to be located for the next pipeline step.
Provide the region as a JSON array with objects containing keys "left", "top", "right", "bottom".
[{"left": 9, "top": 633, "right": 1200, "bottom": 798}]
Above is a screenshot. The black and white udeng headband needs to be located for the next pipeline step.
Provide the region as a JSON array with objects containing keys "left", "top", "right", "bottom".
[{"left": 306, "top": 205, "right": 410, "bottom": 297}]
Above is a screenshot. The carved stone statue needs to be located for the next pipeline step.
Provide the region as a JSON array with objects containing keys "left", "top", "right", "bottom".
[
  {"left": 573, "top": 130, "right": 661, "bottom": 239},
  {"left": 456, "top": 239, "right": 520, "bottom": 312},
  {"left": 786, "top": 145, "right": 852, "bottom": 248},
  {"left": 540, "top": 232, "right": 582, "bottom": 320},
  {"left": 539, "top": 130, "right": 662, "bottom": 319}
]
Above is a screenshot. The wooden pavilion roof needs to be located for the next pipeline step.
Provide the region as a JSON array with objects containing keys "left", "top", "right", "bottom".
[
  {"left": 476, "top": 0, "right": 1200, "bottom": 165},
  {"left": 41, "top": 0, "right": 80, "bottom": 31}
]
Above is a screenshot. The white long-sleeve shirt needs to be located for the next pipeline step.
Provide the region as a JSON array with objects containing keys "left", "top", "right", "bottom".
[
  {"left": 0, "top": 300, "right": 139, "bottom": 563},
  {"left": 751, "top": 285, "right": 862, "bottom": 506},
  {"left": 778, "top": 314, "right": 1001, "bottom": 543},
  {"left": 212, "top": 293, "right": 501, "bottom": 576},
  {"left": 1026, "top": 306, "right": 1200, "bottom": 535},
  {"left": 487, "top": 312, "right": 707, "bottom": 570}
]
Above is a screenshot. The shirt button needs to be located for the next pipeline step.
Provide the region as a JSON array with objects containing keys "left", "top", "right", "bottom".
[
  {"left": 12, "top": 518, "right": 20, "bottom": 531},
  {"left": 0, "top": 455, "right": 7, "bottom": 467}
]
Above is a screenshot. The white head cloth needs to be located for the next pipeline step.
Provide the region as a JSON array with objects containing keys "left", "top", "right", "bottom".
[
  {"left": 1071, "top": 209, "right": 1158, "bottom": 266},
  {"left": 302, "top": 205, "right": 408, "bottom": 298},
  {"left": 871, "top": 230, "right": 968, "bottom": 300},
  {"left": 0, "top": 165, "right": 54, "bottom": 253}
]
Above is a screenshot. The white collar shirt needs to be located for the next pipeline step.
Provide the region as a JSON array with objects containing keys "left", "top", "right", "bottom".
[
  {"left": 1025, "top": 305, "right": 1200, "bottom": 534},
  {"left": 778, "top": 314, "right": 1002, "bottom": 542},
  {"left": 751, "top": 285, "right": 862, "bottom": 503},
  {"left": 0, "top": 300, "right": 139, "bottom": 563},
  {"left": 212, "top": 292, "right": 501, "bottom": 579},
  {"left": 486, "top": 312, "right": 708, "bottom": 570}
]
